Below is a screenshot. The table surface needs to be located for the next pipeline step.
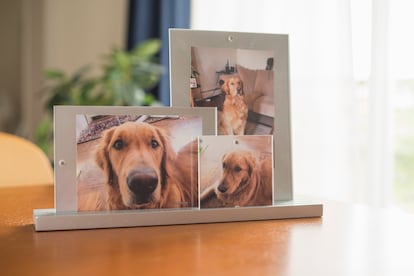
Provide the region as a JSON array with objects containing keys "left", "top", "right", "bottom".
[{"left": 1, "top": 185, "right": 414, "bottom": 276}]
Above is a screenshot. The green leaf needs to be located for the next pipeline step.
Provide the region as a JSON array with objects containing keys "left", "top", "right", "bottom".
[
  {"left": 114, "top": 50, "right": 131, "bottom": 69},
  {"left": 132, "top": 39, "right": 161, "bottom": 58},
  {"left": 69, "top": 66, "right": 90, "bottom": 84},
  {"left": 45, "top": 69, "right": 65, "bottom": 80}
]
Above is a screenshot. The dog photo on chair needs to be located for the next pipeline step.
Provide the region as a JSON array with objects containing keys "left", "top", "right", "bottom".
[
  {"left": 75, "top": 114, "right": 201, "bottom": 211},
  {"left": 190, "top": 46, "right": 275, "bottom": 136},
  {"left": 199, "top": 135, "right": 274, "bottom": 208}
]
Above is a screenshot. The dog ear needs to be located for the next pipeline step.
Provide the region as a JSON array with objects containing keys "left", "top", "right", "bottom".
[
  {"left": 239, "top": 79, "right": 245, "bottom": 95},
  {"left": 95, "top": 128, "right": 115, "bottom": 186},
  {"left": 221, "top": 79, "right": 229, "bottom": 95},
  {"left": 221, "top": 153, "right": 229, "bottom": 169},
  {"left": 155, "top": 126, "right": 177, "bottom": 184},
  {"left": 245, "top": 152, "right": 258, "bottom": 177},
  {"left": 251, "top": 153, "right": 263, "bottom": 187}
]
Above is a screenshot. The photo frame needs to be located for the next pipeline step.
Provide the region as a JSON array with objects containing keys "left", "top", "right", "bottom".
[
  {"left": 199, "top": 135, "right": 274, "bottom": 208},
  {"left": 169, "top": 29, "right": 293, "bottom": 201},
  {"left": 53, "top": 105, "right": 217, "bottom": 212}
]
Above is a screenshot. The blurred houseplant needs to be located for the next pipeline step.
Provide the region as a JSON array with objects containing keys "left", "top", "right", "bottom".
[{"left": 36, "top": 39, "right": 163, "bottom": 159}]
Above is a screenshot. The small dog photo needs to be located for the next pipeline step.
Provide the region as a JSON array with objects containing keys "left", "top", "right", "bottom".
[
  {"left": 76, "top": 114, "right": 200, "bottom": 211},
  {"left": 190, "top": 46, "right": 275, "bottom": 136},
  {"left": 199, "top": 135, "right": 273, "bottom": 208}
]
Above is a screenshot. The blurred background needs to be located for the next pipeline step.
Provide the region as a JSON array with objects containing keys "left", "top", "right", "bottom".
[{"left": 1, "top": 0, "right": 413, "bottom": 212}]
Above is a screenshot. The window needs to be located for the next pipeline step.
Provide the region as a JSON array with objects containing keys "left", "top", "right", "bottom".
[
  {"left": 389, "top": 1, "right": 414, "bottom": 212},
  {"left": 191, "top": 0, "right": 414, "bottom": 211}
]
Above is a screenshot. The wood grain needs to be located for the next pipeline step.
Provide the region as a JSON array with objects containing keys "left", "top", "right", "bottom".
[{"left": 2, "top": 185, "right": 414, "bottom": 275}]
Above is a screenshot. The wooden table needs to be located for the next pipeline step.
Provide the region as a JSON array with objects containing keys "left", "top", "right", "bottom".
[{"left": 1, "top": 185, "right": 414, "bottom": 275}]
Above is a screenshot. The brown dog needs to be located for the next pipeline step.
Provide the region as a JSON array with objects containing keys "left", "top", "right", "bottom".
[
  {"left": 218, "top": 76, "right": 248, "bottom": 135},
  {"left": 95, "top": 121, "right": 196, "bottom": 210},
  {"left": 200, "top": 150, "right": 273, "bottom": 208}
]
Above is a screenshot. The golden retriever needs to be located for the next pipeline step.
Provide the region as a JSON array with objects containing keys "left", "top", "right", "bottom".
[
  {"left": 95, "top": 121, "right": 197, "bottom": 210},
  {"left": 218, "top": 76, "right": 248, "bottom": 135},
  {"left": 200, "top": 150, "right": 273, "bottom": 208}
]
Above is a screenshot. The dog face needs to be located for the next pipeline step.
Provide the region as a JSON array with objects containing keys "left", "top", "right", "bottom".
[
  {"left": 95, "top": 122, "right": 174, "bottom": 209},
  {"left": 216, "top": 150, "right": 258, "bottom": 204},
  {"left": 221, "top": 77, "right": 244, "bottom": 96}
]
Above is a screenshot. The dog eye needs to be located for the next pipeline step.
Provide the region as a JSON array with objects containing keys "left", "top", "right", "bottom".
[
  {"left": 113, "top": 139, "right": 124, "bottom": 150},
  {"left": 234, "top": 166, "right": 242, "bottom": 172},
  {"left": 222, "top": 162, "right": 226, "bottom": 169},
  {"left": 151, "top": 139, "right": 159, "bottom": 149}
]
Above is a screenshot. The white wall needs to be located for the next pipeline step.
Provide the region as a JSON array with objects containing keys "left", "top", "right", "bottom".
[
  {"left": 192, "top": 47, "right": 273, "bottom": 92},
  {"left": 192, "top": 47, "right": 236, "bottom": 92},
  {"left": 237, "top": 49, "right": 273, "bottom": 70}
]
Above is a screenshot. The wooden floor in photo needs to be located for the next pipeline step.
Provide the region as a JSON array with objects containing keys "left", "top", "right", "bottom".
[{"left": 245, "top": 120, "right": 272, "bottom": 135}]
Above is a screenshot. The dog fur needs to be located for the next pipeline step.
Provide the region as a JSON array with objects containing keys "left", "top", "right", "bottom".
[
  {"left": 95, "top": 121, "right": 197, "bottom": 210},
  {"left": 218, "top": 76, "right": 248, "bottom": 135},
  {"left": 200, "top": 150, "right": 272, "bottom": 208}
]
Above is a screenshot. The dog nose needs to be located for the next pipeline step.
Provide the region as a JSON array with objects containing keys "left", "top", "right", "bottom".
[
  {"left": 127, "top": 168, "right": 158, "bottom": 201},
  {"left": 217, "top": 183, "right": 228, "bottom": 193}
]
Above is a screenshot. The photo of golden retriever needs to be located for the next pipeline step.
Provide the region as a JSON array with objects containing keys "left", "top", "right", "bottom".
[
  {"left": 190, "top": 46, "right": 275, "bottom": 136},
  {"left": 76, "top": 115, "right": 201, "bottom": 211},
  {"left": 94, "top": 121, "right": 196, "bottom": 210},
  {"left": 199, "top": 135, "right": 273, "bottom": 208},
  {"left": 218, "top": 76, "right": 248, "bottom": 135}
]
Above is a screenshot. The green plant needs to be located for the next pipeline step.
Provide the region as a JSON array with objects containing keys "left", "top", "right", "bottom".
[{"left": 36, "top": 39, "right": 163, "bottom": 159}]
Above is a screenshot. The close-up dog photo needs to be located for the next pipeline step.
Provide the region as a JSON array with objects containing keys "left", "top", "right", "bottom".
[
  {"left": 199, "top": 135, "right": 273, "bottom": 208},
  {"left": 190, "top": 46, "right": 275, "bottom": 135},
  {"left": 76, "top": 115, "right": 201, "bottom": 211}
]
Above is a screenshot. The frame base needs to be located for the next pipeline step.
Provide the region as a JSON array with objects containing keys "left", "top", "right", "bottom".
[{"left": 33, "top": 200, "right": 323, "bottom": 231}]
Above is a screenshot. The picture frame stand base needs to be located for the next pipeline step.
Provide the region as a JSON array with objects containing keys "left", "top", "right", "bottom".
[{"left": 33, "top": 199, "right": 323, "bottom": 231}]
